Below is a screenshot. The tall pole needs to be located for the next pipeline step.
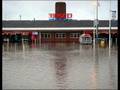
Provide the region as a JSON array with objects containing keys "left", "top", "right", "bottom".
[
  {"left": 95, "top": 0, "right": 99, "bottom": 60},
  {"left": 96, "top": 0, "right": 98, "bottom": 44},
  {"left": 93, "top": 0, "right": 98, "bottom": 48},
  {"left": 109, "top": 0, "right": 111, "bottom": 56},
  {"left": 19, "top": 15, "right": 21, "bottom": 20}
]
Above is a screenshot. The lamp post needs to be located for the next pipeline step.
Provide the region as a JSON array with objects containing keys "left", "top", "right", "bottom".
[
  {"left": 93, "top": 0, "right": 99, "bottom": 52},
  {"left": 94, "top": 0, "right": 99, "bottom": 60},
  {"left": 95, "top": 0, "right": 99, "bottom": 45},
  {"left": 109, "top": 0, "right": 111, "bottom": 56}
]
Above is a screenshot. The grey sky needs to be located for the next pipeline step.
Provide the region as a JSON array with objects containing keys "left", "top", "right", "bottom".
[{"left": 2, "top": 0, "right": 118, "bottom": 20}]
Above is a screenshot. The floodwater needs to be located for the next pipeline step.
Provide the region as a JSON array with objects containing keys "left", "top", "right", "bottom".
[{"left": 2, "top": 42, "right": 118, "bottom": 89}]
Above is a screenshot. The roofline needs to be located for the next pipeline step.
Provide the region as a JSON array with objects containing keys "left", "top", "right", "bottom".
[
  {"left": 2, "top": 27, "right": 118, "bottom": 31},
  {"left": 2, "top": 20, "right": 118, "bottom": 21}
]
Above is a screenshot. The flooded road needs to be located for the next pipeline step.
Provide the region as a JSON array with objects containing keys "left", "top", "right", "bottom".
[{"left": 2, "top": 42, "right": 118, "bottom": 89}]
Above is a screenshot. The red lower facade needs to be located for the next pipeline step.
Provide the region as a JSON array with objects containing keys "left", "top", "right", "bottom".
[{"left": 2, "top": 30, "right": 117, "bottom": 43}]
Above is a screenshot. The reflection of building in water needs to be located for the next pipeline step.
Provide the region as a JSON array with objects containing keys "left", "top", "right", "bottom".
[
  {"left": 91, "top": 49, "right": 99, "bottom": 89},
  {"left": 90, "top": 46, "right": 99, "bottom": 89},
  {"left": 80, "top": 45, "right": 92, "bottom": 50},
  {"left": 54, "top": 53, "right": 67, "bottom": 89},
  {"left": 39, "top": 43, "right": 80, "bottom": 51},
  {"left": 31, "top": 42, "right": 37, "bottom": 48}
]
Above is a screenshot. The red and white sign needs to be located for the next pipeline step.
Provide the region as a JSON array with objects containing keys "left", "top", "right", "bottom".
[{"left": 49, "top": 13, "right": 72, "bottom": 19}]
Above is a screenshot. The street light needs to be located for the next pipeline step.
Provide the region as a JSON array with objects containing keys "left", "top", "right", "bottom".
[
  {"left": 94, "top": 0, "right": 99, "bottom": 59},
  {"left": 109, "top": 0, "right": 111, "bottom": 56},
  {"left": 96, "top": 0, "right": 98, "bottom": 39},
  {"left": 92, "top": 0, "right": 99, "bottom": 49},
  {"left": 95, "top": 0, "right": 99, "bottom": 45}
]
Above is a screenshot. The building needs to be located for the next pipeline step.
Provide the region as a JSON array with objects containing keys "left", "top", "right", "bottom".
[
  {"left": 2, "top": 20, "right": 117, "bottom": 43},
  {"left": 2, "top": 2, "right": 118, "bottom": 43}
]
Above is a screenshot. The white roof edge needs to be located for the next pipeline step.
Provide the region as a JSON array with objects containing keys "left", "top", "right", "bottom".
[{"left": 2, "top": 27, "right": 118, "bottom": 30}]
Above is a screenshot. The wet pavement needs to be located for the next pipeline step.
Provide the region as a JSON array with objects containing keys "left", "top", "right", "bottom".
[{"left": 2, "top": 42, "right": 118, "bottom": 89}]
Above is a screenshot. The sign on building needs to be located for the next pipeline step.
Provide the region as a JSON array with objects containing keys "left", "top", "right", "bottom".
[
  {"left": 111, "top": 10, "right": 116, "bottom": 20},
  {"left": 32, "top": 32, "right": 38, "bottom": 35},
  {"left": 94, "top": 19, "right": 99, "bottom": 27}
]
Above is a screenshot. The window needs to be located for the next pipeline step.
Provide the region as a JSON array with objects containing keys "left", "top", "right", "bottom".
[
  {"left": 41, "top": 33, "right": 51, "bottom": 39},
  {"left": 70, "top": 33, "right": 80, "bottom": 38},
  {"left": 55, "top": 33, "right": 66, "bottom": 38}
]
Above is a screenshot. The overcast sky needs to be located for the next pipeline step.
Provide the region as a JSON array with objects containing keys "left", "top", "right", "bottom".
[{"left": 2, "top": 0, "right": 118, "bottom": 20}]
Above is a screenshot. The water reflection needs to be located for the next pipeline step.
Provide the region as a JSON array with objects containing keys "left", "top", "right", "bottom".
[
  {"left": 54, "top": 56, "right": 67, "bottom": 89},
  {"left": 91, "top": 43, "right": 99, "bottom": 89},
  {"left": 80, "top": 44, "right": 92, "bottom": 50},
  {"left": 2, "top": 42, "right": 117, "bottom": 89}
]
